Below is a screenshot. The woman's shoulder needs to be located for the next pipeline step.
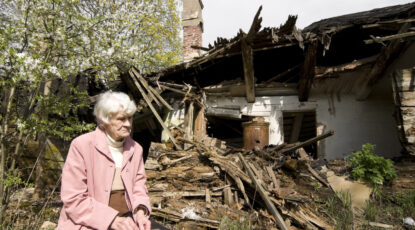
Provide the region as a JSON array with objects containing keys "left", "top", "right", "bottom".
[
  {"left": 125, "top": 137, "right": 142, "bottom": 151},
  {"left": 71, "top": 129, "right": 98, "bottom": 145}
]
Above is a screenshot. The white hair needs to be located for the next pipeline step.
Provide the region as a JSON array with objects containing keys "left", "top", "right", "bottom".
[{"left": 93, "top": 91, "right": 137, "bottom": 124}]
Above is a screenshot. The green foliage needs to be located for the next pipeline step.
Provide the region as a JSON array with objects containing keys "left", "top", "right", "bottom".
[
  {"left": 0, "top": 171, "right": 33, "bottom": 188},
  {"left": 347, "top": 143, "right": 397, "bottom": 185},
  {"left": 0, "top": 0, "right": 182, "bottom": 226}
]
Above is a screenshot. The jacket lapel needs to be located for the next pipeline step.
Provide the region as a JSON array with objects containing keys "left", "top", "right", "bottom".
[
  {"left": 121, "top": 137, "right": 134, "bottom": 170},
  {"left": 93, "top": 127, "right": 114, "bottom": 161}
]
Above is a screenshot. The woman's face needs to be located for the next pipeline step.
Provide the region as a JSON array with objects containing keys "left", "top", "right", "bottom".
[{"left": 103, "top": 110, "right": 133, "bottom": 141}]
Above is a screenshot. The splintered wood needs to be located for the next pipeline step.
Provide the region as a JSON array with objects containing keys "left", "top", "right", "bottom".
[{"left": 145, "top": 132, "right": 335, "bottom": 229}]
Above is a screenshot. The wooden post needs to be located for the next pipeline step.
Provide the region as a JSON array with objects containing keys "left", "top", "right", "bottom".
[
  {"left": 194, "top": 106, "right": 207, "bottom": 141},
  {"left": 184, "top": 101, "right": 194, "bottom": 149},
  {"left": 241, "top": 36, "right": 255, "bottom": 103},
  {"left": 298, "top": 40, "right": 317, "bottom": 102},
  {"left": 240, "top": 6, "right": 262, "bottom": 103}
]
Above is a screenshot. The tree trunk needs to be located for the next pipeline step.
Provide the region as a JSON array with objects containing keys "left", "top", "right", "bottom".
[{"left": 0, "top": 87, "right": 15, "bottom": 228}]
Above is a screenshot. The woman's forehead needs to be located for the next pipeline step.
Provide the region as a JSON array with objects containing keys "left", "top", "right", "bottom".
[{"left": 112, "top": 110, "right": 131, "bottom": 118}]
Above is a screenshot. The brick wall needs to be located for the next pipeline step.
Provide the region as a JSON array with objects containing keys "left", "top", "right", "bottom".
[{"left": 183, "top": 24, "right": 203, "bottom": 61}]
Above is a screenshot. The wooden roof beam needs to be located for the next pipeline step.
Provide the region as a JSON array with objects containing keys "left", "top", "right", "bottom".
[
  {"left": 357, "top": 23, "right": 410, "bottom": 100},
  {"left": 364, "top": 29, "right": 415, "bottom": 44},
  {"left": 240, "top": 6, "right": 262, "bottom": 103},
  {"left": 247, "top": 6, "right": 263, "bottom": 42},
  {"left": 362, "top": 18, "right": 415, "bottom": 29},
  {"left": 298, "top": 40, "right": 318, "bottom": 102},
  {"left": 241, "top": 36, "right": 255, "bottom": 103}
]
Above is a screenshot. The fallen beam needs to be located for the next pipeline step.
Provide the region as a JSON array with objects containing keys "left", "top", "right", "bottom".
[
  {"left": 238, "top": 153, "right": 289, "bottom": 230},
  {"left": 129, "top": 69, "right": 182, "bottom": 150},
  {"left": 277, "top": 130, "right": 334, "bottom": 155}
]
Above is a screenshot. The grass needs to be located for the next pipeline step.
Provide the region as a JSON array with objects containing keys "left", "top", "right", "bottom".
[
  {"left": 319, "top": 190, "right": 354, "bottom": 230},
  {"left": 363, "top": 188, "right": 415, "bottom": 227},
  {"left": 219, "top": 215, "right": 252, "bottom": 230}
]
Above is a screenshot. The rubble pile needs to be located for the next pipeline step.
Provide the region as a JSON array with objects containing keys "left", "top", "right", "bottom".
[{"left": 145, "top": 131, "right": 336, "bottom": 229}]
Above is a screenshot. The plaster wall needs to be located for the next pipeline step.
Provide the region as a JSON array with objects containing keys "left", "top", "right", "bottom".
[
  {"left": 206, "top": 74, "right": 402, "bottom": 159},
  {"left": 310, "top": 75, "right": 402, "bottom": 159}
]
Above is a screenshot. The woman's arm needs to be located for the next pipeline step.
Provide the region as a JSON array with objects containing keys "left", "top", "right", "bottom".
[
  {"left": 130, "top": 145, "right": 151, "bottom": 215},
  {"left": 61, "top": 139, "right": 118, "bottom": 229}
]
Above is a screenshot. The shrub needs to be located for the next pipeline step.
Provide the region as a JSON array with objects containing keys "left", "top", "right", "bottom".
[{"left": 347, "top": 143, "right": 397, "bottom": 185}]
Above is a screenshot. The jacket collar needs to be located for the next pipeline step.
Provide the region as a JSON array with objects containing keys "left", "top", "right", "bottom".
[{"left": 94, "top": 126, "right": 135, "bottom": 169}]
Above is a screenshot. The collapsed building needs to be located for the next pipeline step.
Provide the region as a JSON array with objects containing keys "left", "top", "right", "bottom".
[{"left": 122, "top": 2, "right": 415, "bottom": 161}]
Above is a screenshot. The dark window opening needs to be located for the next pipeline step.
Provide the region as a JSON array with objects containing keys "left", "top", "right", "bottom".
[
  {"left": 206, "top": 116, "right": 250, "bottom": 148},
  {"left": 283, "top": 111, "right": 317, "bottom": 157}
]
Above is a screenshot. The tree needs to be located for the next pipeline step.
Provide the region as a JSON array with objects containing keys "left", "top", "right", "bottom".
[{"left": 0, "top": 0, "right": 182, "bottom": 227}]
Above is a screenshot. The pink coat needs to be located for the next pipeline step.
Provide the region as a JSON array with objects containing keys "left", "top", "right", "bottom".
[{"left": 57, "top": 127, "right": 151, "bottom": 230}]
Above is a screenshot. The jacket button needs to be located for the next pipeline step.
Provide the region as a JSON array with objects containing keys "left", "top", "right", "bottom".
[
  {"left": 126, "top": 169, "right": 129, "bottom": 172},
  {"left": 105, "top": 189, "right": 108, "bottom": 192}
]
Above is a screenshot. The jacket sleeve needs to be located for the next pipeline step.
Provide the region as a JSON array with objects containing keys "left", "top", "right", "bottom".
[
  {"left": 131, "top": 145, "right": 151, "bottom": 215},
  {"left": 61, "top": 139, "right": 118, "bottom": 230}
]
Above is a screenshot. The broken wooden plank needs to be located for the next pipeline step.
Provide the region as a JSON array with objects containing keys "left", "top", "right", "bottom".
[
  {"left": 206, "top": 189, "right": 211, "bottom": 203},
  {"left": 224, "top": 186, "right": 234, "bottom": 206},
  {"left": 184, "top": 101, "right": 195, "bottom": 148},
  {"left": 307, "top": 165, "right": 329, "bottom": 187},
  {"left": 246, "top": 6, "right": 263, "bottom": 41},
  {"left": 362, "top": 18, "right": 415, "bottom": 29},
  {"left": 158, "top": 155, "right": 193, "bottom": 168},
  {"left": 131, "top": 68, "right": 173, "bottom": 110},
  {"left": 147, "top": 84, "right": 173, "bottom": 110},
  {"left": 159, "top": 85, "right": 188, "bottom": 95},
  {"left": 315, "top": 55, "right": 377, "bottom": 78},
  {"left": 298, "top": 40, "right": 318, "bottom": 102},
  {"left": 194, "top": 106, "right": 207, "bottom": 141},
  {"left": 364, "top": 30, "right": 415, "bottom": 44},
  {"left": 241, "top": 35, "right": 256, "bottom": 103},
  {"left": 238, "top": 153, "right": 289, "bottom": 230},
  {"left": 278, "top": 131, "right": 334, "bottom": 155},
  {"left": 129, "top": 69, "right": 182, "bottom": 150},
  {"left": 265, "top": 63, "right": 302, "bottom": 83},
  {"left": 368, "top": 222, "right": 393, "bottom": 229},
  {"left": 240, "top": 6, "right": 262, "bottom": 103},
  {"left": 266, "top": 166, "right": 280, "bottom": 189}
]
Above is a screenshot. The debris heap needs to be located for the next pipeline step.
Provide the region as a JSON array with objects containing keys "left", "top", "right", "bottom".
[{"left": 145, "top": 131, "right": 336, "bottom": 229}]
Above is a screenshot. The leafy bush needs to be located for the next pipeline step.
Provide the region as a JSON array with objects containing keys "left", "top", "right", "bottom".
[{"left": 347, "top": 143, "right": 397, "bottom": 185}]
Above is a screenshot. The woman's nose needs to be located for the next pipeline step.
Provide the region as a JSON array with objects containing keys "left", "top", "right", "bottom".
[{"left": 123, "top": 118, "right": 132, "bottom": 127}]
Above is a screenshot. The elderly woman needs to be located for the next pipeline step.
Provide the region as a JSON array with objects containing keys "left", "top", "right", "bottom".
[{"left": 57, "top": 91, "right": 152, "bottom": 230}]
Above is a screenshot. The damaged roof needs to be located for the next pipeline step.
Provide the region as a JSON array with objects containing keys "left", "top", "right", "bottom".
[{"left": 144, "top": 2, "right": 415, "bottom": 91}]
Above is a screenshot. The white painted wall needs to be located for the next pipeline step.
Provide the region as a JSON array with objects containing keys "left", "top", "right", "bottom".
[
  {"left": 206, "top": 73, "right": 403, "bottom": 159},
  {"left": 310, "top": 76, "right": 402, "bottom": 159}
]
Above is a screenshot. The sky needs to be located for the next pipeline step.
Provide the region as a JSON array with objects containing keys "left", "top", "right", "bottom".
[{"left": 202, "top": 0, "right": 414, "bottom": 47}]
